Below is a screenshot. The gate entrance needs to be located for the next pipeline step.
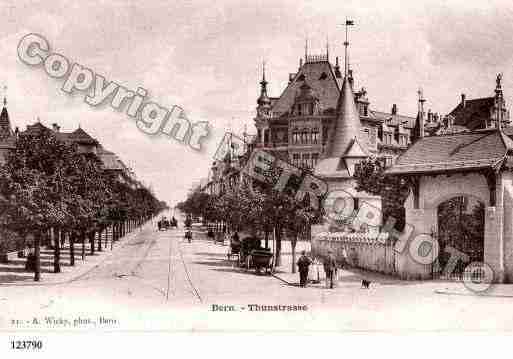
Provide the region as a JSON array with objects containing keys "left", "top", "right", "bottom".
[{"left": 435, "top": 195, "right": 485, "bottom": 280}]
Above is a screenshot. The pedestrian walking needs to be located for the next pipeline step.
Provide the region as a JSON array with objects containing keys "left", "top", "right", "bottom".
[
  {"left": 323, "top": 250, "right": 337, "bottom": 289},
  {"left": 297, "top": 250, "right": 312, "bottom": 287},
  {"left": 341, "top": 248, "right": 348, "bottom": 269}
]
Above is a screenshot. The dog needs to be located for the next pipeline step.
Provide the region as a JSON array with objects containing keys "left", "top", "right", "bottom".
[{"left": 361, "top": 279, "right": 371, "bottom": 289}]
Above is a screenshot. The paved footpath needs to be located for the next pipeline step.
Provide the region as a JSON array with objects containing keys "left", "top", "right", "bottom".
[{"left": 2, "top": 222, "right": 513, "bottom": 332}]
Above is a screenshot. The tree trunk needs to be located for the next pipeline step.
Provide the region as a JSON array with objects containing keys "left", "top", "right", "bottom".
[
  {"left": 274, "top": 227, "right": 282, "bottom": 267},
  {"left": 34, "top": 231, "right": 41, "bottom": 282},
  {"left": 90, "top": 232, "right": 95, "bottom": 255},
  {"left": 70, "top": 232, "right": 75, "bottom": 266},
  {"left": 98, "top": 229, "right": 103, "bottom": 252},
  {"left": 81, "top": 232, "right": 85, "bottom": 260},
  {"left": 291, "top": 235, "right": 297, "bottom": 274},
  {"left": 53, "top": 227, "right": 61, "bottom": 273}
]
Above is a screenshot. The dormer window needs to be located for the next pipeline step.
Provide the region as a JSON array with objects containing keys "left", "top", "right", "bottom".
[
  {"left": 319, "top": 72, "right": 327, "bottom": 80},
  {"left": 297, "top": 74, "right": 305, "bottom": 81}
]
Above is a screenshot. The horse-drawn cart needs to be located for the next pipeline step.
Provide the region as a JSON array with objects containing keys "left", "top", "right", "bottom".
[
  {"left": 247, "top": 249, "right": 273, "bottom": 274},
  {"left": 158, "top": 218, "right": 170, "bottom": 231},
  {"left": 233, "top": 236, "right": 273, "bottom": 274}
]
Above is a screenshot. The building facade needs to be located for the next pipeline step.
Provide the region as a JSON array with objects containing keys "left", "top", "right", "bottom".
[
  {"left": 253, "top": 52, "right": 417, "bottom": 171},
  {"left": 0, "top": 98, "right": 138, "bottom": 186}
]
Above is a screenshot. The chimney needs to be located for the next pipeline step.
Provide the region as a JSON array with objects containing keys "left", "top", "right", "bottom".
[
  {"left": 334, "top": 56, "right": 342, "bottom": 78},
  {"left": 461, "top": 93, "right": 466, "bottom": 108},
  {"left": 52, "top": 123, "right": 60, "bottom": 132},
  {"left": 14, "top": 126, "right": 19, "bottom": 137},
  {"left": 391, "top": 104, "right": 397, "bottom": 115}
]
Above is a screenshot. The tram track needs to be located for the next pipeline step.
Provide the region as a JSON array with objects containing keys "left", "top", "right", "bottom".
[
  {"left": 165, "top": 229, "right": 175, "bottom": 300},
  {"left": 177, "top": 242, "right": 203, "bottom": 303}
]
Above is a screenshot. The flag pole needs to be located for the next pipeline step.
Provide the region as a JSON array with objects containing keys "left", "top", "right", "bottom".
[{"left": 344, "top": 19, "right": 348, "bottom": 76}]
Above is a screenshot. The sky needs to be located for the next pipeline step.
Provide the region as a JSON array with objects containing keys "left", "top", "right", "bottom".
[{"left": 1, "top": 0, "right": 513, "bottom": 206}]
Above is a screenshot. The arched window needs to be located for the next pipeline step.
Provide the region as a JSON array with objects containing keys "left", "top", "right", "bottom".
[{"left": 311, "top": 128, "right": 319, "bottom": 144}]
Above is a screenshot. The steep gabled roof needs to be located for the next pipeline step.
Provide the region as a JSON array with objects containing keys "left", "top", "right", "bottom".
[
  {"left": 343, "top": 137, "right": 369, "bottom": 157},
  {"left": 387, "top": 129, "right": 510, "bottom": 175},
  {"left": 271, "top": 61, "right": 340, "bottom": 114},
  {"left": 25, "top": 122, "right": 50, "bottom": 135},
  {"left": 68, "top": 127, "right": 98, "bottom": 144},
  {"left": 0, "top": 105, "right": 12, "bottom": 137},
  {"left": 97, "top": 145, "right": 124, "bottom": 171},
  {"left": 449, "top": 97, "right": 494, "bottom": 130}
]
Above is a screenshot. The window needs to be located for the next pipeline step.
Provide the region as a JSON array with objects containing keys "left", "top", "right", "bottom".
[
  {"left": 302, "top": 153, "right": 310, "bottom": 168},
  {"left": 319, "top": 72, "right": 327, "bottom": 80},
  {"left": 311, "top": 153, "right": 319, "bottom": 167},
  {"left": 301, "top": 129, "right": 309, "bottom": 144},
  {"left": 292, "top": 153, "right": 300, "bottom": 167},
  {"left": 292, "top": 130, "right": 300, "bottom": 144},
  {"left": 297, "top": 74, "right": 305, "bottom": 81},
  {"left": 369, "top": 128, "right": 377, "bottom": 145},
  {"left": 311, "top": 128, "right": 319, "bottom": 144}
]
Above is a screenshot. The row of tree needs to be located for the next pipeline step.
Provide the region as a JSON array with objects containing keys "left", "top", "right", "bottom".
[
  {"left": 0, "top": 130, "right": 166, "bottom": 281},
  {"left": 178, "top": 176, "right": 321, "bottom": 273},
  {"left": 177, "top": 156, "right": 416, "bottom": 273}
]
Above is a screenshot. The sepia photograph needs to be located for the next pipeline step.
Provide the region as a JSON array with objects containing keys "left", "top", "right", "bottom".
[{"left": 1, "top": 0, "right": 513, "bottom": 355}]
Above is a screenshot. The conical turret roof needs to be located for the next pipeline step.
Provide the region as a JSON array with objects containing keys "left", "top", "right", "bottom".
[
  {"left": 0, "top": 97, "right": 12, "bottom": 138},
  {"left": 328, "top": 76, "right": 361, "bottom": 156},
  {"left": 314, "top": 76, "right": 367, "bottom": 179}
]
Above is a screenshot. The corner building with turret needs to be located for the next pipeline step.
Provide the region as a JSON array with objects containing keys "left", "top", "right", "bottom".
[{"left": 254, "top": 52, "right": 416, "bottom": 173}]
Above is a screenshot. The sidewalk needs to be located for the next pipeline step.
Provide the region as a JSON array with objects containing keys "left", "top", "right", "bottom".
[
  {"left": 0, "top": 222, "right": 153, "bottom": 287},
  {"left": 190, "top": 227, "right": 513, "bottom": 297}
]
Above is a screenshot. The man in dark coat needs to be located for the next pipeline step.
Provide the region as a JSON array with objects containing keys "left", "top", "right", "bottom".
[
  {"left": 297, "top": 250, "right": 312, "bottom": 287},
  {"left": 324, "top": 250, "right": 337, "bottom": 289}
]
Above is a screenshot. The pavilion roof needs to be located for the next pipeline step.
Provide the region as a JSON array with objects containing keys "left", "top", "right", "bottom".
[{"left": 387, "top": 129, "right": 513, "bottom": 175}]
